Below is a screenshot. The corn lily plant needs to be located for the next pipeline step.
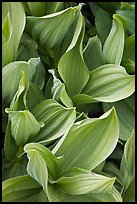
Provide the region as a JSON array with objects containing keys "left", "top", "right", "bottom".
[{"left": 2, "top": 2, "right": 135, "bottom": 202}]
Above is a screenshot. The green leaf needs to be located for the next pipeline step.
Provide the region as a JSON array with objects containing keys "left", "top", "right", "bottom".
[
  {"left": 58, "top": 10, "right": 89, "bottom": 96},
  {"left": 26, "top": 6, "right": 77, "bottom": 50},
  {"left": 55, "top": 107, "right": 119, "bottom": 175},
  {"left": 27, "top": 2, "right": 46, "bottom": 16},
  {"left": 55, "top": 167, "right": 115, "bottom": 195},
  {"left": 24, "top": 146, "right": 49, "bottom": 195},
  {"left": 7, "top": 110, "right": 44, "bottom": 146},
  {"left": 120, "top": 130, "right": 135, "bottom": 191},
  {"left": 61, "top": 186, "right": 122, "bottom": 202},
  {"left": 26, "top": 82, "right": 45, "bottom": 110},
  {"left": 123, "top": 34, "right": 135, "bottom": 61},
  {"left": 31, "top": 99, "right": 76, "bottom": 144},
  {"left": 2, "top": 175, "right": 41, "bottom": 202},
  {"left": 103, "top": 14, "right": 124, "bottom": 65},
  {"left": 121, "top": 59, "right": 135, "bottom": 74},
  {"left": 2, "top": 2, "right": 26, "bottom": 66},
  {"left": 116, "top": 2, "right": 135, "bottom": 34},
  {"left": 2, "top": 58, "right": 40, "bottom": 108},
  {"left": 83, "top": 35, "right": 103, "bottom": 70},
  {"left": 95, "top": 7, "right": 112, "bottom": 44},
  {"left": 81, "top": 64, "right": 135, "bottom": 103},
  {"left": 17, "top": 32, "right": 38, "bottom": 61},
  {"left": 123, "top": 178, "right": 135, "bottom": 202},
  {"left": 49, "top": 69, "right": 73, "bottom": 108},
  {"left": 103, "top": 93, "right": 135, "bottom": 141},
  {"left": 4, "top": 120, "right": 18, "bottom": 161},
  {"left": 24, "top": 143, "right": 59, "bottom": 181}
]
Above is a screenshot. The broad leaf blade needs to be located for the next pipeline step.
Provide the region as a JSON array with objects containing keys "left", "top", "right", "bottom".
[
  {"left": 55, "top": 167, "right": 115, "bottom": 195},
  {"left": 2, "top": 2, "right": 26, "bottom": 66},
  {"left": 2, "top": 175, "right": 41, "bottom": 202},
  {"left": 82, "top": 64, "right": 135, "bottom": 103},
  {"left": 55, "top": 107, "right": 119, "bottom": 174},
  {"left": 83, "top": 35, "right": 103, "bottom": 70},
  {"left": 31, "top": 99, "right": 76, "bottom": 144},
  {"left": 103, "top": 93, "right": 135, "bottom": 141},
  {"left": 58, "top": 10, "right": 89, "bottom": 96},
  {"left": 103, "top": 14, "right": 124, "bottom": 65}
]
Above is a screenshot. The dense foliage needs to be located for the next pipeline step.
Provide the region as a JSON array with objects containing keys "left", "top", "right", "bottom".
[{"left": 2, "top": 2, "right": 135, "bottom": 202}]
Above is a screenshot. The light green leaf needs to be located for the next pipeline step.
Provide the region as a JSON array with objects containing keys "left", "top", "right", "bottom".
[
  {"left": 2, "top": 2, "right": 26, "bottom": 66},
  {"left": 49, "top": 69, "right": 73, "bottom": 108},
  {"left": 37, "top": 190, "right": 49, "bottom": 202},
  {"left": 83, "top": 35, "right": 103, "bottom": 70},
  {"left": 24, "top": 146, "right": 49, "bottom": 195},
  {"left": 26, "top": 6, "right": 77, "bottom": 50},
  {"left": 2, "top": 58, "right": 40, "bottom": 108},
  {"left": 103, "top": 93, "right": 135, "bottom": 141},
  {"left": 61, "top": 186, "right": 122, "bottom": 202},
  {"left": 24, "top": 142, "right": 59, "bottom": 180},
  {"left": 80, "top": 64, "right": 135, "bottom": 103},
  {"left": 58, "top": 10, "right": 89, "bottom": 96},
  {"left": 55, "top": 107, "right": 119, "bottom": 175},
  {"left": 55, "top": 167, "right": 115, "bottom": 195},
  {"left": 31, "top": 99, "right": 76, "bottom": 144},
  {"left": 2, "top": 175, "right": 41, "bottom": 202},
  {"left": 7, "top": 110, "right": 44, "bottom": 146},
  {"left": 48, "top": 184, "right": 62, "bottom": 202},
  {"left": 120, "top": 130, "right": 135, "bottom": 191},
  {"left": 103, "top": 14, "right": 124, "bottom": 65}
]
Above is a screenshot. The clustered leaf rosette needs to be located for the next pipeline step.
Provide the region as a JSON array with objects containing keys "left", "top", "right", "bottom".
[{"left": 2, "top": 2, "right": 135, "bottom": 202}]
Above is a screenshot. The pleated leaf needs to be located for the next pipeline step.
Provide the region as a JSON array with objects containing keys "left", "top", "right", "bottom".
[
  {"left": 55, "top": 107, "right": 119, "bottom": 175},
  {"left": 123, "top": 179, "right": 135, "bottom": 202},
  {"left": 2, "top": 58, "right": 40, "bottom": 107},
  {"left": 7, "top": 110, "right": 43, "bottom": 146},
  {"left": 121, "top": 59, "right": 135, "bottom": 74},
  {"left": 4, "top": 120, "right": 17, "bottom": 161},
  {"left": 103, "top": 93, "right": 135, "bottom": 141},
  {"left": 27, "top": 2, "right": 46, "bottom": 16},
  {"left": 103, "top": 14, "right": 124, "bottom": 65},
  {"left": 2, "top": 175, "right": 41, "bottom": 202},
  {"left": 26, "top": 6, "right": 77, "bottom": 50},
  {"left": 123, "top": 34, "right": 135, "bottom": 61},
  {"left": 83, "top": 35, "right": 103, "bottom": 70},
  {"left": 55, "top": 167, "right": 115, "bottom": 195},
  {"left": 58, "top": 10, "right": 89, "bottom": 96},
  {"left": 49, "top": 69, "right": 73, "bottom": 108},
  {"left": 61, "top": 186, "right": 122, "bottom": 202},
  {"left": 120, "top": 130, "right": 135, "bottom": 191},
  {"left": 95, "top": 7, "right": 112, "bottom": 44},
  {"left": 116, "top": 2, "right": 135, "bottom": 34},
  {"left": 24, "top": 142, "right": 59, "bottom": 180},
  {"left": 2, "top": 2, "right": 26, "bottom": 66},
  {"left": 31, "top": 99, "right": 76, "bottom": 144},
  {"left": 81, "top": 64, "right": 135, "bottom": 103}
]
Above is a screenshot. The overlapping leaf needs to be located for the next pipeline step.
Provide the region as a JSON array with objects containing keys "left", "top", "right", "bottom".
[
  {"left": 83, "top": 35, "right": 103, "bottom": 70},
  {"left": 26, "top": 6, "right": 77, "bottom": 50},
  {"left": 55, "top": 107, "right": 119, "bottom": 175},
  {"left": 2, "top": 175, "right": 41, "bottom": 202},
  {"left": 72, "top": 64, "right": 135, "bottom": 105},
  {"left": 58, "top": 9, "right": 89, "bottom": 96},
  {"left": 103, "top": 93, "right": 135, "bottom": 141},
  {"left": 103, "top": 14, "right": 124, "bottom": 65},
  {"left": 2, "top": 2, "right": 26, "bottom": 67},
  {"left": 2, "top": 58, "right": 40, "bottom": 107},
  {"left": 55, "top": 167, "right": 115, "bottom": 195},
  {"left": 31, "top": 99, "right": 76, "bottom": 144}
]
